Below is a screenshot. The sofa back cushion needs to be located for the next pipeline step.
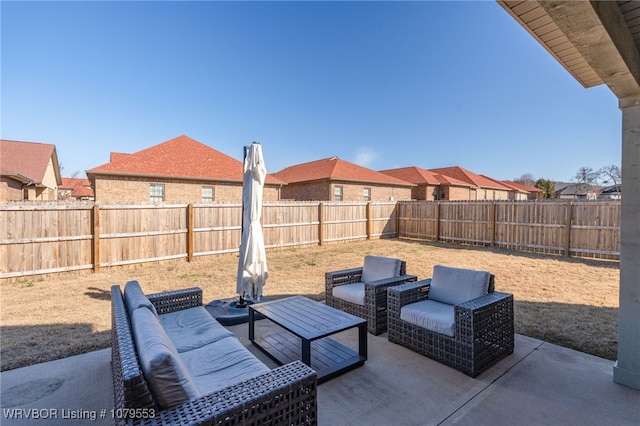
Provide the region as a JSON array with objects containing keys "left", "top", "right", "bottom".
[
  {"left": 361, "top": 256, "right": 402, "bottom": 283},
  {"left": 131, "top": 307, "right": 201, "bottom": 409},
  {"left": 124, "top": 280, "right": 158, "bottom": 318},
  {"left": 428, "top": 265, "right": 491, "bottom": 306},
  {"left": 159, "top": 307, "right": 234, "bottom": 352}
]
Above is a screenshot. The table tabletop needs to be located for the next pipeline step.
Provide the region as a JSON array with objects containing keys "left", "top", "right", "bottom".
[{"left": 249, "top": 296, "right": 366, "bottom": 341}]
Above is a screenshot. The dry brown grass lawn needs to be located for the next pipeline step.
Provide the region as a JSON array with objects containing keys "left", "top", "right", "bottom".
[{"left": 0, "top": 238, "right": 620, "bottom": 371}]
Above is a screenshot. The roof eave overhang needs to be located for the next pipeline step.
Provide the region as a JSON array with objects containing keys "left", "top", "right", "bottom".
[
  {"left": 282, "top": 177, "right": 415, "bottom": 187},
  {"left": 86, "top": 170, "right": 233, "bottom": 182},
  {"left": 439, "top": 182, "right": 474, "bottom": 189},
  {"left": 482, "top": 184, "right": 515, "bottom": 191},
  {"left": 51, "top": 147, "right": 63, "bottom": 185},
  {"left": 86, "top": 171, "right": 286, "bottom": 187},
  {"left": 498, "top": 0, "right": 640, "bottom": 99},
  {"left": 0, "top": 173, "right": 34, "bottom": 185},
  {"left": 326, "top": 177, "right": 416, "bottom": 187}
]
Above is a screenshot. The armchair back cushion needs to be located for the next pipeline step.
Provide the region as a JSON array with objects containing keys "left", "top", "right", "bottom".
[
  {"left": 428, "top": 265, "right": 491, "bottom": 306},
  {"left": 132, "top": 307, "right": 201, "bottom": 409},
  {"left": 361, "top": 256, "right": 402, "bottom": 283},
  {"left": 124, "top": 280, "right": 158, "bottom": 318}
]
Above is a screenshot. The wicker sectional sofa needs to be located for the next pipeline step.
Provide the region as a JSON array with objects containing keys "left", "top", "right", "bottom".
[{"left": 111, "top": 281, "right": 317, "bottom": 426}]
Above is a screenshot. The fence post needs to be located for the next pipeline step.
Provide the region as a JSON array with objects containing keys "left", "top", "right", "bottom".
[
  {"left": 435, "top": 201, "right": 441, "bottom": 242},
  {"left": 366, "top": 202, "right": 372, "bottom": 240},
  {"left": 396, "top": 201, "right": 401, "bottom": 238},
  {"left": 187, "top": 204, "right": 194, "bottom": 262},
  {"left": 490, "top": 201, "right": 497, "bottom": 247},
  {"left": 564, "top": 201, "right": 573, "bottom": 257},
  {"left": 318, "top": 202, "right": 324, "bottom": 246},
  {"left": 92, "top": 205, "right": 100, "bottom": 273}
]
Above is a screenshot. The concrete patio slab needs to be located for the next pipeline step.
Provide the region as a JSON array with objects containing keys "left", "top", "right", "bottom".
[
  {"left": 1, "top": 324, "right": 638, "bottom": 426},
  {"left": 1, "top": 349, "right": 113, "bottom": 425},
  {"left": 442, "top": 341, "right": 640, "bottom": 426}
]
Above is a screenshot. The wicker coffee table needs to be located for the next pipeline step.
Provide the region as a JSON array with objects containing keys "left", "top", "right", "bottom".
[{"left": 249, "top": 296, "right": 367, "bottom": 383}]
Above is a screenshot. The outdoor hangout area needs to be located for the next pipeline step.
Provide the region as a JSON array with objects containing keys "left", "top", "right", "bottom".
[
  {"left": 3, "top": 1, "right": 640, "bottom": 423},
  {"left": 1, "top": 238, "right": 638, "bottom": 425},
  {"left": 0, "top": 141, "right": 635, "bottom": 423}
]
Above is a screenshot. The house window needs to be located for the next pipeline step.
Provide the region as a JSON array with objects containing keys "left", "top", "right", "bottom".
[
  {"left": 202, "top": 186, "right": 215, "bottom": 202},
  {"left": 334, "top": 185, "right": 343, "bottom": 201},
  {"left": 363, "top": 187, "right": 371, "bottom": 202},
  {"left": 150, "top": 184, "right": 165, "bottom": 203}
]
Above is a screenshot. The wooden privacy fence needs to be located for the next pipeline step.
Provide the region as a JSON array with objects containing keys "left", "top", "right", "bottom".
[
  {"left": 0, "top": 200, "right": 620, "bottom": 279},
  {"left": 0, "top": 202, "right": 398, "bottom": 279},
  {"left": 397, "top": 201, "right": 621, "bottom": 259}
]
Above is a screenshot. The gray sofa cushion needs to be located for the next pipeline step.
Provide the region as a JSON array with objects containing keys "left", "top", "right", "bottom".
[
  {"left": 361, "top": 256, "right": 401, "bottom": 283},
  {"left": 400, "top": 300, "right": 455, "bottom": 337},
  {"left": 124, "top": 280, "right": 158, "bottom": 318},
  {"left": 181, "top": 335, "right": 271, "bottom": 396},
  {"left": 428, "top": 265, "right": 491, "bottom": 306},
  {"left": 332, "top": 283, "right": 365, "bottom": 306},
  {"left": 159, "top": 307, "right": 234, "bottom": 352},
  {"left": 131, "top": 307, "right": 201, "bottom": 409}
]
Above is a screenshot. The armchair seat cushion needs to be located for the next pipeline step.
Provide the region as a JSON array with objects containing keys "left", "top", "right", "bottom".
[
  {"left": 361, "top": 256, "right": 402, "bottom": 283},
  {"left": 428, "top": 265, "right": 491, "bottom": 306},
  {"left": 159, "top": 307, "right": 234, "bottom": 352},
  {"left": 332, "top": 283, "right": 365, "bottom": 306},
  {"left": 400, "top": 300, "right": 455, "bottom": 337}
]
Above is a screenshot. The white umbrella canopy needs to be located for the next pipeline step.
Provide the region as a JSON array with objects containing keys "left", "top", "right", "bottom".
[{"left": 236, "top": 142, "right": 268, "bottom": 301}]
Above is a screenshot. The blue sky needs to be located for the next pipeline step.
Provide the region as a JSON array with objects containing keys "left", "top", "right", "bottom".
[{"left": 1, "top": 1, "right": 621, "bottom": 182}]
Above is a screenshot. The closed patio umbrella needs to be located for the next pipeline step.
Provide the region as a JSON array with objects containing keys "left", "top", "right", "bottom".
[{"left": 236, "top": 142, "right": 268, "bottom": 301}]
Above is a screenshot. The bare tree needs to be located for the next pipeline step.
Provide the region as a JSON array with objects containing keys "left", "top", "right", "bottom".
[
  {"left": 598, "top": 165, "right": 621, "bottom": 196},
  {"left": 574, "top": 166, "right": 598, "bottom": 199},
  {"left": 513, "top": 173, "right": 536, "bottom": 187}
]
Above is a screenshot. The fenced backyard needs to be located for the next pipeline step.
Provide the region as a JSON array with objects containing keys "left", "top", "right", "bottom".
[{"left": 0, "top": 200, "right": 621, "bottom": 279}]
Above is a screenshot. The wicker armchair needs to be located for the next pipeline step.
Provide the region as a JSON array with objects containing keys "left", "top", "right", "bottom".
[
  {"left": 387, "top": 266, "right": 514, "bottom": 377},
  {"left": 325, "top": 256, "right": 417, "bottom": 335}
]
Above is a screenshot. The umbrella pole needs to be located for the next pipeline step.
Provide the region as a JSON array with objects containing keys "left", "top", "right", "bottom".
[
  {"left": 237, "top": 145, "right": 249, "bottom": 305},
  {"left": 237, "top": 291, "right": 247, "bottom": 308}
]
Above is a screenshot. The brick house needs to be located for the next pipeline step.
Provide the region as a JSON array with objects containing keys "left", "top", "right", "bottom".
[
  {"left": 60, "top": 178, "right": 95, "bottom": 201},
  {"left": 86, "top": 135, "right": 285, "bottom": 203},
  {"left": 379, "top": 166, "right": 472, "bottom": 201},
  {"left": 273, "top": 157, "right": 414, "bottom": 202},
  {"left": 0, "top": 139, "right": 62, "bottom": 202},
  {"left": 600, "top": 184, "right": 621, "bottom": 200},
  {"left": 554, "top": 182, "right": 598, "bottom": 200},
  {"left": 499, "top": 180, "right": 544, "bottom": 200},
  {"left": 380, "top": 165, "right": 515, "bottom": 201},
  {"left": 428, "top": 166, "right": 513, "bottom": 200}
]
